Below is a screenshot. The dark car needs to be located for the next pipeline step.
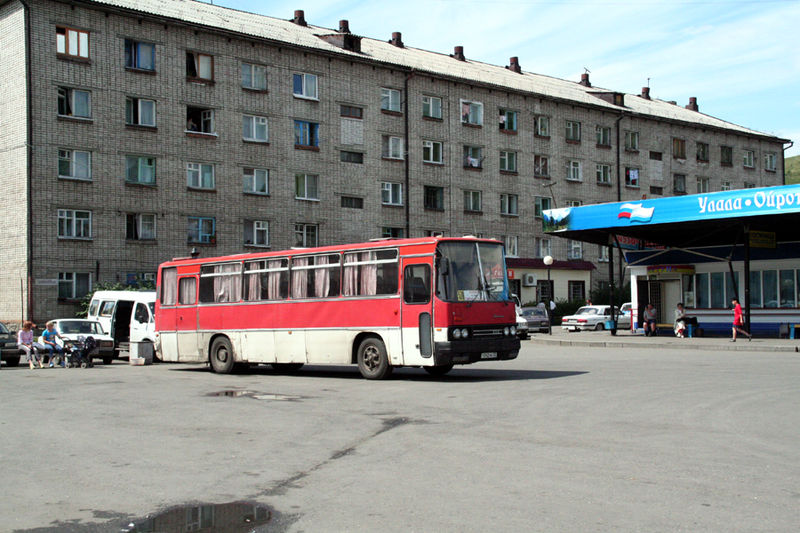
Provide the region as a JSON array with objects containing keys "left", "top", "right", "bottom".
[
  {"left": 0, "top": 321, "right": 21, "bottom": 367},
  {"left": 521, "top": 307, "right": 551, "bottom": 333}
]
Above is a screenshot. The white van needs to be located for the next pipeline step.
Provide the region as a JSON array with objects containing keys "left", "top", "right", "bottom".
[{"left": 87, "top": 290, "right": 156, "bottom": 355}]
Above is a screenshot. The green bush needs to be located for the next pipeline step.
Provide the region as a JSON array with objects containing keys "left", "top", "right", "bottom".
[{"left": 552, "top": 299, "right": 584, "bottom": 324}]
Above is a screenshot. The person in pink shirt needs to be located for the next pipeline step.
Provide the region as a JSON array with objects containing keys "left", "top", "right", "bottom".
[
  {"left": 731, "top": 298, "right": 752, "bottom": 342},
  {"left": 17, "top": 321, "right": 43, "bottom": 369}
]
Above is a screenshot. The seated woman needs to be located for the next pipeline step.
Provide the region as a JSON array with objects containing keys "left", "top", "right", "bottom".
[
  {"left": 674, "top": 302, "right": 687, "bottom": 338},
  {"left": 643, "top": 304, "right": 657, "bottom": 336},
  {"left": 17, "top": 321, "right": 43, "bottom": 369}
]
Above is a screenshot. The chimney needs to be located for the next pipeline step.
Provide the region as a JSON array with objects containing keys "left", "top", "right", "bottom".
[
  {"left": 686, "top": 97, "right": 699, "bottom": 112},
  {"left": 579, "top": 73, "right": 591, "bottom": 87},
  {"left": 390, "top": 31, "right": 404, "bottom": 48},
  {"left": 452, "top": 45, "right": 465, "bottom": 61},
  {"left": 338, "top": 19, "right": 350, "bottom": 33},
  {"left": 641, "top": 87, "right": 650, "bottom": 100},
  {"left": 507, "top": 56, "right": 522, "bottom": 74},
  {"left": 292, "top": 10, "right": 307, "bottom": 26}
]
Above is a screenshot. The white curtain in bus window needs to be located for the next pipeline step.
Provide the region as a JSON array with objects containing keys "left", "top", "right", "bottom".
[
  {"left": 162, "top": 268, "right": 178, "bottom": 305},
  {"left": 314, "top": 255, "right": 330, "bottom": 297},
  {"left": 343, "top": 254, "right": 358, "bottom": 296},
  {"left": 292, "top": 257, "right": 308, "bottom": 298},
  {"left": 214, "top": 263, "right": 242, "bottom": 302},
  {"left": 178, "top": 277, "right": 196, "bottom": 305},
  {"left": 360, "top": 252, "right": 378, "bottom": 295},
  {"left": 244, "top": 259, "right": 288, "bottom": 301}
]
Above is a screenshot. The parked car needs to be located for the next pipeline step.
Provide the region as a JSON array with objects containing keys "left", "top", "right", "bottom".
[
  {"left": 620, "top": 302, "right": 632, "bottom": 318},
  {"left": 50, "top": 319, "right": 116, "bottom": 364},
  {"left": 516, "top": 306, "right": 530, "bottom": 339},
  {"left": 520, "top": 307, "right": 551, "bottom": 333},
  {"left": 0, "top": 321, "right": 21, "bottom": 367},
  {"left": 561, "top": 305, "right": 619, "bottom": 331}
]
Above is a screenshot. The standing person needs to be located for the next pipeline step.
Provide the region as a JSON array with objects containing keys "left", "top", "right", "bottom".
[
  {"left": 674, "top": 303, "right": 687, "bottom": 338},
  {"left": 18, "top": 321, "right": 43, "bottom": 369},
  {"left": 731, "top": 298, "right": 752, "bottom": 342},
  {"left": 643, "top": 303, "right": 657, "bottom": 336},
  {"left": 41, "top": 321, "right": 66, "bottom": 367}
]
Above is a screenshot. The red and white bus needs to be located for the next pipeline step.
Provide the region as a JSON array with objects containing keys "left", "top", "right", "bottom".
[{"left": 155, "top": 237, "right": 520, "bottom": 379}]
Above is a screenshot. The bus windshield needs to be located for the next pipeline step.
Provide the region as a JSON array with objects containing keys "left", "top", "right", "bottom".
[{"left": 436, "top": 241, "right": 509, "bottom": 303}]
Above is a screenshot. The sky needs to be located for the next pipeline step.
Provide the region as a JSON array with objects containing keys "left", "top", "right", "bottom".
[{"left": 203, "top": 0, "right": 800, "bottom": 157}]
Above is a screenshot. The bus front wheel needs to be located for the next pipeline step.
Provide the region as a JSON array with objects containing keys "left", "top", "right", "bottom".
[
  {"left": 357, "top": 337, "right": 392, "bottom": 380},
  {"left": 210, "top": 337, "right": 235, "bottom": 374}
]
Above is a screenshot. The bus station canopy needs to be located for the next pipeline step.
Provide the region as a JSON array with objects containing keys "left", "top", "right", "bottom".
[{"left": 542, "top": 184, "right": 800, "bottom": 250}]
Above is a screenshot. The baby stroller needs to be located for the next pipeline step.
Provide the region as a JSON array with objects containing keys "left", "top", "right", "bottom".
[{"left": 65, "top": 336, "right": 96, "bottom": 368}]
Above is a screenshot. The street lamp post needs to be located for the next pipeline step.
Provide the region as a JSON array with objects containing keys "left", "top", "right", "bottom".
[{"left": 544, "top": 255, "right": 554, "bottom": 335}]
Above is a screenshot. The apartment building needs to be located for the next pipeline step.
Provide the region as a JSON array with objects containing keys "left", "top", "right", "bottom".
[{"left": 0, "top": 0, "right": 790, "bottom": 321}]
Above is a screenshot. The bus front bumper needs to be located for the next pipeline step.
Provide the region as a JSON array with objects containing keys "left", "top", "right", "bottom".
[{"left": 433, "top": 337, "right": 520, "bottom": 366}]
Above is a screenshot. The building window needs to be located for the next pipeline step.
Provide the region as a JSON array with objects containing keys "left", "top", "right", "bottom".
[
  {"left": 625, "top": 131, "right": 639, "bottom": 151},
  {"left": 124, "top": 39, "right": 154, "bottom": 70},
  {"left": 535, "top": 237, "right": 551, "bottom": 258},
  {"left": 673, "top": 173, "right": 687, "bottom": 193},
  {"left": 649, "top": 151, "right": 662, "bottom": 161},
  {"left": 625, "top": 167, "right": 640, "bottom": 188},
  {"left": 294, "top": 120, "right": 320, "bottom": 148},
  {"left": 125, "top": 156, "right": 156, "bottom": 185},
  {"left": 186, "top": 107, "right": 215, "bottom": 134},
  {"left": 56, "top": 27, "right": 89, "bottom": 59},
  {"left": 598, "top": 246, "right": 609, "bottom": 262},
  {"left": 764, "top": 152, "right": 777, "bottom": 172},
  {"left": 186, "top": 162, "right": 215, "bottom": 190},
  {"left": 568, "top": 280, "right": 586, "bottom": 301},
  {"left": 590, "top": 164, "right": 610, "bottom": 185},
  {"left": 535, "top": 116, "right": 550, "bottom": 137},
  {"left": 243, "top": 167, "right": 269, "bottom": 195},
  {"left": 566, "top": 199, "right": 582, "bottom": 208},
  {"left": 188, "top": 216, "right": 215, "bottom": 244},
  {"left": 382, "top": 227, "right": 405, "bottom": 239},
  {"left": 186, "top": 51, "right": 213, "bottom": 80},
  {"left": 295, "top": 173, "right": 319, "bottom": 201},
  {"left": 534, "top": 155, "right": 550, "bottom": 177},
  {"left": 58, "top": 272, "right": 91, "bottom": 300},
  {"left": 58, "top": 149, "right": 91, "bottom": 180},
  {"left": 503, "top": 236, "right": 519, "bottom": 258},
  {"left": 697, "top": 177, "right": 710, "bottom": 193},
  {"left": 721, "top": 145, "right": 733, "bottom": 167},
  {"left": 424, "top": 186, "right": 444, "bottom": 211},
  {"left": 382, "top": 136, "right": 403, "bottom": 159},
  {"left": 463, "top": 145, "right": 483, "bottom": 168},
  {"left": 242, "top": 114, "right": 269, "bottom": 142},
  {"left": 464, "top": 190, "right": 482, "bottom": 212},
  {"left": 596, "top": 126, "right": 611, "bottom": 147},
  {"left": 340, "top": 105, "right": 363, "bottom": 119},
  {"left": 565, "top": 120, "right": 581, "bottom": 142},
  {"left": 500, "top": 194, "right": 519, "bottom": 216},
  {"left": 381, "top": 182, "right": 403, "bottom": 206},
  {"left": 340, "top": 151, "right": 364, "bottom": 164},
  {"left": 125, "top": 97, "right": 156, "bottom": 127},
  {"left": 499, "top": 151, "right": 517, "bottom": 172},
  {"left": 650, "top": 186, "right": 663, "bottom": 195},
  {"left": 58, "top": 209, "right": 92, "bottom": 239},
  {"left": 423, "top": 141, "right": 443, "bottom": 164},
  {"left": 744, "top": 181, "right": 756, "bottom": 189},
  {"left": 743, "top": 149, "right": 755, "bottom": 168},
  {"left": 534, "top": 196, "right": 551, "bottom": 218},
  {"left": 567, "top": 240, "right": 582, "bottom": 259},
  {"left": 696, "top": 142, "right": 709, "bottom": 162},
  {"left": 126, "top": 213, "right": 156, "bottom": 240},
  {"left": 380, "top": 87, "right": 401, "bottom": 113},
  {"left": 57, "top": 87, "right": 91, "bottom": 118},
  {"left": 294, "top": 223, "right": 318, "bottom": 247},
  {"left": 293, "top": 72, "right": 318, "bottom": 99},
  {"left": 566, "top": 160, "right": 582, "bottom": 181},
  {"left": 499, "top": 109, "right": 517, "bottom": 131},
  {"left": 341, "top": 196, "right": 363, "bottom": 209},
  {"left": 423, "top": 96, "right": 442, "bottom": 119},
  {"left": 721, "top": 181, "right": 732, "bottom": 191},
  {"left": 244, "top": 220, "right": 269, "bottom": 247},
  {"left": 460, "top": 100, "right": 483, "bottom": 125},
  {"left": 241, "top": 62, "right": 267, "bottom": 90},
  {"left": 673, "top": 138, "right": 686, "bottom": 159}
]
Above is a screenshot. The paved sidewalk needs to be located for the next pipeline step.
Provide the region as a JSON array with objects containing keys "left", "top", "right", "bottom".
[{"left": 527, "top": 326, "right": 800, "bottom": 352}]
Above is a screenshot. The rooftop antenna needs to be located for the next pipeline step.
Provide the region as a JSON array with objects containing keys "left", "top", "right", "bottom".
[
  {"left": 647, "top": 77, "right": 651, "bottom": 88},
  {"left": 583, "top": 67, "right": 591, "bottom": 74}
]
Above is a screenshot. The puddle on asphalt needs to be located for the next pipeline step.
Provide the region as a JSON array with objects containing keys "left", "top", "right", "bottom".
[
  {"left": 121, "top": 501, "right": 272, "bottom": 532},
  {"left": 208, "top": 390, "right": 303, "bottom": 401}
]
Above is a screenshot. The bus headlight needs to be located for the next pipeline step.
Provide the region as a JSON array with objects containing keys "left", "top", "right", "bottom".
[
  {"left": 510, "top": 326, "right": 516, "bottom": 336},
  {"left": 503, "top": 326, "right": 510, "bottom": 336},
  {"left": 453, "top": 328, "right": 462, "bottom": 339},
  {"left": 460, "top": 328, "right": 469, "bottom": 339}
]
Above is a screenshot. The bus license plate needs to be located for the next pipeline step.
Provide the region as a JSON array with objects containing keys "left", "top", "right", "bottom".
[{"left": 480, "top": 352, "right": 498, "bottom": 359}]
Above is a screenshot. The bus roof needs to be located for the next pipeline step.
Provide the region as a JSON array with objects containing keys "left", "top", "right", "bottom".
[
  {"left": 159, "top": 236, "right": 502, "bottom": 269},
  {"left": 90, "top": 290, "right": 156, "bottom": 301}
]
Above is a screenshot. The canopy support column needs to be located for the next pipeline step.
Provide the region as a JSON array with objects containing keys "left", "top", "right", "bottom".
[
  {"left": 743, "top": 224, "right": 751, "bottom": 332},
  {"left": 608, "top": 234, "right": 616, "bottom": 336}
]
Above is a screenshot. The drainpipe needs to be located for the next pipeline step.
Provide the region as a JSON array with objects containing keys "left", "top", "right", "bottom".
[
  {"left": 21, "top": 0, "right": 33, "bottom": 322},
  {"left": 403, "top": 71, "right": 414, "bottom": 237}
]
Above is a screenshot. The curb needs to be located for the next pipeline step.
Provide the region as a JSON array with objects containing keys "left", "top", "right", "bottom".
[{"left": 525, "top": 338, "right": 800, "bottom": 352}]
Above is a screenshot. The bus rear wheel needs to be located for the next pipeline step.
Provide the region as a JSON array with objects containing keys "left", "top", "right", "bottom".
[
  {"left": 357, "top": 337, "right": 392, "bottom": 380},
  {"left": 424, "top": 364, "right": 453, "bottom": 376},
  {"left": 209, "top": 337, "right": 235, "bottom": 374}
]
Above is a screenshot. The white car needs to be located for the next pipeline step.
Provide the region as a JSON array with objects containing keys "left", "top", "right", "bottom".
[
  {"left": 50, "top": 319, "right": 116, "bottom": 364},
  {"left": 561, "top": 305, "right": 619, "bottom": 331}
]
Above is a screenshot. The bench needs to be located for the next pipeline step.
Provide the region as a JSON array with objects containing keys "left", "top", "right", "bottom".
[{"left": 652, "top": 323, "right": 694, "bottom": 338}]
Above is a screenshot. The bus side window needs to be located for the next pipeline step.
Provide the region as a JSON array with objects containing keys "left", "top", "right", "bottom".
[
  {"left": 88, "top": 299, "right": 100, "bottom": 317},
  {"left": 100, "top": 301, "right": 115, "bottom": 317},
  {"left": 403, "top": 265, "right": 430, "bottom": 304},
  {"left": 134, "top": 303, "right": 149, "bottom": 324},
  {"left": 179, "top": 277, "right": 197, "bottom": 305},
  {"left": 161, "top": 267, "right": 178, "bottom": 305}
]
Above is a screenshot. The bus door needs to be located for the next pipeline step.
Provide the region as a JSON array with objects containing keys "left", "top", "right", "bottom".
[
  {"left": 176, "top": 275, "right": 200, "bottom": 362},
  {"left": 400, "top": 258, "right": 433, "bottom": 365}
]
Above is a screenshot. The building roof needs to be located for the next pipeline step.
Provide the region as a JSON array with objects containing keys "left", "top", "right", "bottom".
[
  {"left": 507, "top": 258, "right": 595, "bottom": 271},
  {"left": 87, "top": 0, "right": 787, "bottom": 143}
]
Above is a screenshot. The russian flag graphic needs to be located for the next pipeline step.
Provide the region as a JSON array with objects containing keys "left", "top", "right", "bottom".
[{"left": 618, "top": 203, "right": 654, "bottom": 222}]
